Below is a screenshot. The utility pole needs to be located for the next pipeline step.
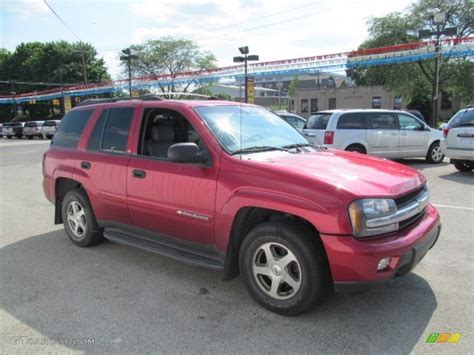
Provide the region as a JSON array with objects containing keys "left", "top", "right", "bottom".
[
  {"left": 233, "top": 46, "right": 259, "bottom": 103},
  {"left": 8, "top": 80, "right": 17, "bottom": 118},
  {"left": 419, "top": 13, "right": 457, "bottom": 127},
  {"left": 120, "top": 48, "right": 138, "bottom": 97},
  {"left": 54, "top": 68, "right": 67, "bottom": 115}
]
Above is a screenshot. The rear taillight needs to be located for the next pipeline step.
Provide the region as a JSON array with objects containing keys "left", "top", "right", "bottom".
[
  {"left": 443, "top": 128, "right": 449, "bottom": 138},
  {"left": 324, "top": 131, "right": 334, "bottom": 145}
]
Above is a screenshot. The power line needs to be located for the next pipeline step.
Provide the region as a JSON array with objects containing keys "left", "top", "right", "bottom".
[
  {"left": 188, "top": 2, "right": 320, "bottom": 39},
  {"left": 94, "top": 2, "right": 321, "bottom": 51},
  {"left": 43, "top": 0, "right": 82, "bottom": 41}
]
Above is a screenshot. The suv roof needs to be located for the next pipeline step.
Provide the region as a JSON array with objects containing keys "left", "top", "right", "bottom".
[
  {"left": 74, "top": 98, "right": 239, "bottom": 110},
  {"left": 312, "top": 109, "right": 407, "bottom": 114}
]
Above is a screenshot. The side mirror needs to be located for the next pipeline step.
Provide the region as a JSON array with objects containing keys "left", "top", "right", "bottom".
[{"left": 168, "top": 143, "right": 208, "bottom": 164}]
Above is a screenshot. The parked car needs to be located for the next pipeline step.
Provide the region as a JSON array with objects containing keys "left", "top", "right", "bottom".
[
  {"left": 303, "top": 109, "right": 444, "bottom": 163},
  {"left": 406, "top": 109, "right": 425, "bottom": 122},
  {"left": 2, "top": 122, "right": 24, "bottom": 139},
  {"left": 277, "top": 113, "right": 306, "bottom": 131},
  {"left": 41, "top": 119, "right": 61, "bottom": 139},
  {"left": 440, "top": 107, "right": 474, "bottom": 172},
  {"left": 43, "top": 98, "right": 440, "bottom": 315},
  {"left": 23, "top": 120, "right": 45, "bottom": 139}
]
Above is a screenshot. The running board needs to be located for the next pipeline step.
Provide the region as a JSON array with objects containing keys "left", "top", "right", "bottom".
[{"left": 101, "top": 222, "right": 225, "bottom": 270}]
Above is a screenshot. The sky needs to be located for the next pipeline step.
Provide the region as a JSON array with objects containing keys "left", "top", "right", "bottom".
[{"left": 1, "top": 0, "right": 413, "bottom": 80}]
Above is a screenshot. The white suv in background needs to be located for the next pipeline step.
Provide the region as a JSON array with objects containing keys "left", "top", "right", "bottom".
[
  {"left": 440, "top": 107, "right": 474, "bottom": 172},
  {"left": 41, "top": 119, "right": 61, "bottom": 139},
  {"left": 303, "top": 109, "right": 444, "bottom": 163}
]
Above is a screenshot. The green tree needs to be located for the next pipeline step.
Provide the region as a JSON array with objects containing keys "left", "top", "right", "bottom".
[
  {"left": 351, "top": 0, "right": 474, "bottom": 121},
  {"left": 123, "top": 37, "right": 217, "bottom": 93},
  {"left": 0, "top": 41, "right": 110, "bottom": 120},
  {"left": 288, "top": 75, "right": 299, "bottom": 98}
]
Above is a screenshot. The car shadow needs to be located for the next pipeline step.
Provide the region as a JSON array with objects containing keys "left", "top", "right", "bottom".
[
  {"left": 1, "top": 231, "right": 437, "bottom": 353},
  {"left": 396, "top": 159, "right": 449, "bottom": 170},
  {"left": 439, "top": 171, "right": 473, "bottom": 185}
]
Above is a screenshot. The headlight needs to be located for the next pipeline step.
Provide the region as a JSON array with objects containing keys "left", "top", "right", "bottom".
[{"left": 348, "top": 198, "right": 398, "bottom": 237}]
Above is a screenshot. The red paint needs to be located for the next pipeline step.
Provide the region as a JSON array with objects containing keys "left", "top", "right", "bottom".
[{"left": 43, "top": 100, "right": 440, "bottom": 284}]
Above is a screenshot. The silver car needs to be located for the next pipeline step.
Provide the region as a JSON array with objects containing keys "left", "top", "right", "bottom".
[
  {"left": 303, "top": 109, "right": 444, "bottom": 163},
  {"left": 23, "top": 121, "right": 45, "bottom": 139},
  {"left": 440, "top": 107, "right": 474, "bottom": 172},
  {"left": 41, "top": 120, "right": 62, "bottom": 139}
]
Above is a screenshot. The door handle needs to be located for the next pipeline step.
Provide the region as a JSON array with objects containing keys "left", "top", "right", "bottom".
[
  {"left": 80, "top": 161, "right": 91, "bottom": 169},
  {"left": 132, "top": 169, "right": 146, "bottom": 179}
]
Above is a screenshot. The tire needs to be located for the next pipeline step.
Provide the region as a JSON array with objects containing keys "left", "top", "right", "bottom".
[
  {"left": 239, "top": 221, "right": 330, "bottom": 316},
  {"left": 345, "top": 144, "right": 366, "bottom": 154},
  {"left": 7, "top": 136, "right": 12, "bottom": 139},
  {"left": 27, "top": 136, "right": 33, "bottom": 140},
  {"left": 47, "top": 135, "right": 53, "bottom": 139},
  {"left": 426, "top": 141, "right": 444, "bottom": 164},
  {"left": 61, "top": 189, "right": 104, "bottom": 247},
  {"left": 453, "top": 160, "right": 473, "bottom": 172},
  {"left": 16, "top": 135, "right": 22, "bottom": 139}
]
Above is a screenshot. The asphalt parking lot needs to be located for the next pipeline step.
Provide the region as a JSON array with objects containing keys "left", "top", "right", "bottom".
[{"left": 0, "top": 138, "right": 472, "bottom": 353}]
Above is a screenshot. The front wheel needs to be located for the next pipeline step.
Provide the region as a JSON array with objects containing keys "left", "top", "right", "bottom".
[
  {"left": 453, "top": 160, "right": 473, "bottom": 172},
  {"left": 426, "top": 142, "right": 444, "bottom": 164},
  {"left": 61, "top": 190, "right": 104, "bottom": 247},
  {"left": 239, "top": 221, "right": 330, "bottom": 315}
]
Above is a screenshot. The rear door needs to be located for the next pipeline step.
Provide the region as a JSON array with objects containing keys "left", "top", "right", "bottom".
[
  {"left": 446, "top": 109, "right": 474, "bottom": 151},
  {"left": 365, "top": 112, "right": 399, "bottom": 158},
  {"left": 303, "top": 113, "right": 332, "bottom": 145},
  {"left": 397, "top": 113, "right": 429, "bottom": 157},
  {"left": 76, "top": 107, "right": 135, "bottom": 225}
]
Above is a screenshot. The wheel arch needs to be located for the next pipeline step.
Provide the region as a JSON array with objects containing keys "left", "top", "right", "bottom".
[
  {"left": 54, "top": 177, "right": 86, "bottom": 224},
  {"left": 222, "top": 206, "right": 331, "bottom": 282}
]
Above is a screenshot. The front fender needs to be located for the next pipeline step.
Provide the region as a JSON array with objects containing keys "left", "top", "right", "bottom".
[{"left": 214, "top": 187, "right": 348, "bottom": 251}]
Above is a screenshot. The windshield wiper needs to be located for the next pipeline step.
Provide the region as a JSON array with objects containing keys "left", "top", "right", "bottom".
[
  {"left": 283, "top": 143, "right": 326, "bottom": 150},
  {"left": 231, "top": 145, "right": 289, "bottom": 155}
]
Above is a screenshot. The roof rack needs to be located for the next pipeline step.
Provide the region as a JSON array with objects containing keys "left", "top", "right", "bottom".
[{"left": 75, "top": 93, "right": 219, "bottom": 108}]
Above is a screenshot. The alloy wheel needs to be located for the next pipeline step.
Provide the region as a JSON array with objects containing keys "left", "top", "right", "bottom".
[
  {"left": 66, "top": 200, "right": 87, "bottom": 238},
  {"left": 252, "top": 242, "right": 302, "bottom": 300}
]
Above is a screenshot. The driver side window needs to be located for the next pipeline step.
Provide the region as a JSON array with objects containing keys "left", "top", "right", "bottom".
[
  {"left": 398, "top": 114, "right": 424, "bottom": 131},
  {"left": 138, "top": 108, "right": 204, "bottom": 160}
]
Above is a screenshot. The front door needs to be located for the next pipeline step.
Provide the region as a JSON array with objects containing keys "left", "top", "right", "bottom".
[
  {"left": 365, "top": 112, "right": 399, "bottom": 158},
  {"left": 126, "top": 107, "right": 218, "bottom": 245}
]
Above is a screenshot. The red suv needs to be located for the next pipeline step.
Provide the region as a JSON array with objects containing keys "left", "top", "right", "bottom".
[{"left": 43, "top": 97, "right": 441, "bottom": 315}]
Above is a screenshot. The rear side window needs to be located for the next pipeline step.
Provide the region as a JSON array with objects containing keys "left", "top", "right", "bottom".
[
  {"left": 53, "top": 109, "right": 93, "bottom": 148},
  {"left": 25, "top": 122, "right": 37, "bottom": 127},
  {"left": 304, "top": 113, "right": 331, "bottom": 129},
  {"left": 449, "top": 109, "right": 474, "bottom": 128},
  {"left": 100, "top": 108, "right": 134, "bottom": 153},
  {"left": 337, "top": 113, "right": 366, "bottom": 129},
  {"left": 43, "top": 121, "right": 57, "bottom": 127},
  {"left": 87, "top": 110, "right": 108, "bottom": 151},
  {"left": 366, "top": 112, "right": 397, "bottom": 129}
]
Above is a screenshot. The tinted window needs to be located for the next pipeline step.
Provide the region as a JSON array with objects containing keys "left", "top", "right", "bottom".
[
  {"left": 398, "top": 114, "right": 423, "bottom": 130},
  {"left": 305, "top": 113, "right": 331, "bottom": 129},
  {"left": 101, "top": 108, "right": 134, "bottom": 152},
  {"left": 367, "top": 112, "right": 397, "bottom": 129},
  {"left": 87, "top": 110, "right": 108, "bottom": 150},
  {"left": 337, "top": 113, "right": 366, "bottom": 129},
  {"left": 53, "top": 109, "right": 93, "bottom": 148},
  {"left": 449, "top": 109, "right": 474, "bottom": 129},
  {"left": 283, "top": 115, "right": 306, "bottom": 129},
  {"left": 43, "top": 120, "right": 58, "bottom": 127},
  {"left": 25, "top": 122, "right": 38, "bottom": 127}
]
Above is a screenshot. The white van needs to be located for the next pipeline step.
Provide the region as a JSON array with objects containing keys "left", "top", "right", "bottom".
[{"left": 303, "top": 109, "right": 444, "bottom": 163}]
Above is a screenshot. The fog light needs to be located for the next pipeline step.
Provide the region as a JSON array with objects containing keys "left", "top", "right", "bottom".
[{"left": 377, "top": 257, "right": 391, "bottom": 271}]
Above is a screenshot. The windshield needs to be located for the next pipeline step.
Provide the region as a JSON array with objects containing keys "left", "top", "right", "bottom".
[
  {"left": 304, "top": 113, "right": 331, "bottom": 129},
  {"left": 194, "top": 105, "right": 309, "bottom": 154}
]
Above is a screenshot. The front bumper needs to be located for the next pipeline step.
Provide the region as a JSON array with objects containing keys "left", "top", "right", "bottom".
[{"left": 320, "top": 204, "right": 440, "bottom": 293}]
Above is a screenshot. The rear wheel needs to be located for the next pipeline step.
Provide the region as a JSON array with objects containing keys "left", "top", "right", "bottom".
[
  {"left": 239, "top": 221, "right": 330, "bottom": 315},
  {"left": 27, "top": 136, "right": 33, "bottom": 140},
  {"left": 426, "top": 142, "right": 444, "bottom": 164},
  {"left": 345, "top": 144, "right": 366, "bottom": 154},
  {"left": 61, "top": 190, "right": 104, "bottom": 247},
  {"left": 453, "top": 160, "right": 473, "bottom": 172},
  {"left": 7, "top": 136, "right": 11, "bottom": 139}
]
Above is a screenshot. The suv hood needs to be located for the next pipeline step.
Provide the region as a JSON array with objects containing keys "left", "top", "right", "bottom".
[{"left": 241, "top": 149, "right": 425, "bottom": 197}]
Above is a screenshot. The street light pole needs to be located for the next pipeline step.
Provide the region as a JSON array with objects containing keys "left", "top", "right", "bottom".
[
  {"left": 120, "top": 48, "right": 138, "bottom": 97},
  {"left": 432, "top": 24, "right": 441, "bottom": 128},
  {"left": 233, "top": 46, "right": 259, "bottom": 103}
]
